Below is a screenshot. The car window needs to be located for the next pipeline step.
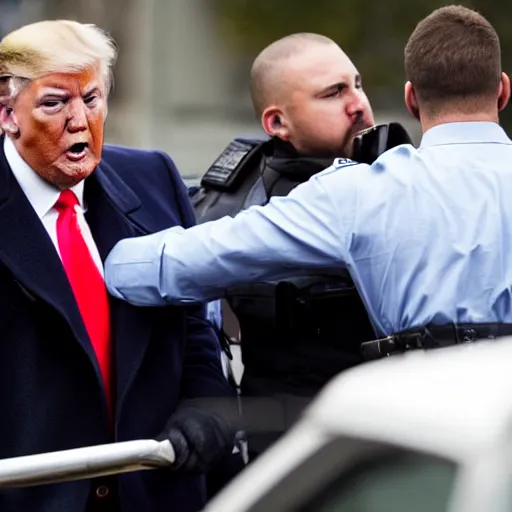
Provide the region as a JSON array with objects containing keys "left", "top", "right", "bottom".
[{"left": 298, "top": 452, "right": 457, "bottom": 512}]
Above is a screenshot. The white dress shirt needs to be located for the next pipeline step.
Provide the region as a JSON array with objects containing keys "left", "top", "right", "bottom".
[{"left": 4, "top": 136, "right": 104, "bottom": 276}]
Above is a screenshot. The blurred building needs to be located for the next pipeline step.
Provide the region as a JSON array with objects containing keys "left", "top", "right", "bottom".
[{"left": 3, "top": 0, "right": 422, "bottom": 182}]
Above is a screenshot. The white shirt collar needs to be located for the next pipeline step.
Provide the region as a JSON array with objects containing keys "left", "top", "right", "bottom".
[
  {"left": 4, "top": 135, "right": 85, "bottom": 219},
  {"left": 420, "top": 121, "right": 511, "bottom": 148}
]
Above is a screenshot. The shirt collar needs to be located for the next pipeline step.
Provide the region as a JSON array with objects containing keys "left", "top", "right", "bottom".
[
  {"left": 4, "top": 135, "right": 85, "bottom": 219},
  {"left": 420, "top": 121, "right": 511, "bottom": 148}
]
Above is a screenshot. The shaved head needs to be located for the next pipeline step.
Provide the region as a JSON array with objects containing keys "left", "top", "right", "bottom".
[
  {"left": 250, "top": 32, "right": 374, "bottom": 158},
  {"left": 250, "top": 33, "right": 336, "bottom": 117}
]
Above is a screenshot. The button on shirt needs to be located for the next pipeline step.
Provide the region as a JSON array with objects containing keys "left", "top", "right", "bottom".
[
  {"left": 4, "top": 136, "right": 103, "bottom": 274},
  {"left": 105, "top": 122, "right": 512, "bottom": 336}
]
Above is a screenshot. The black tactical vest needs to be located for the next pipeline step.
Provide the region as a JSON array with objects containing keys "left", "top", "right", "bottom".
[{"left": 191, "top": 137, "right": 376, "bottom": 396}]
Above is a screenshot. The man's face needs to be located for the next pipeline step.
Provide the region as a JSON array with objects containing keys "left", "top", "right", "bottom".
[
  {"left": 9, "top": 67, "right": 106, "bottom": 189},
  {"left": 279, "top": 44, "right": 374, "bottom": 158}
]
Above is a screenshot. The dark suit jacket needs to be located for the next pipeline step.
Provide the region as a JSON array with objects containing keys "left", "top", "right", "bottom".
[{"left": 0, "top": 138, "right": 232, "bottom": 512}]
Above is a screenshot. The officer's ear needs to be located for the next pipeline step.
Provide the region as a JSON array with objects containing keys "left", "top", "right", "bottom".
[
  {"left": 261, "top": 106, "right": 290, "bottom": 140},
  {"left": 497, "top": 72, "right": 510, "bottom": 112},
  {"left": 404, "top": 81, "right": 420, "bottom": 121}
]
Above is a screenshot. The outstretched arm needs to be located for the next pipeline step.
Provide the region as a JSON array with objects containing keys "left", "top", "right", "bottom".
[{"left": 105, "top": 163, "right": 360, "bottom": 306}]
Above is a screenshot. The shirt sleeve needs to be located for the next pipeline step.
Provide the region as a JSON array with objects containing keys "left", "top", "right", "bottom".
[{"left": 105, "top": 165, "right": 362, "bottom": 306}]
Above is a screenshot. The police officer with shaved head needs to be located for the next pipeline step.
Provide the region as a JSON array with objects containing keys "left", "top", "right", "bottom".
[{"left": 188, "top": 33, "right": 399, "bottom": 459}]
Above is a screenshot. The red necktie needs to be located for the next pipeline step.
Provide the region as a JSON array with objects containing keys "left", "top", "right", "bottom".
[{"left": 55, "top": 190, "right": 112, "bottom": 413}]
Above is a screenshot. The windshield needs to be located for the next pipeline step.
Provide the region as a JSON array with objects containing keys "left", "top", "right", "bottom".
[{"left": 299, "top": 452, "right": 457, "bottom": 512}]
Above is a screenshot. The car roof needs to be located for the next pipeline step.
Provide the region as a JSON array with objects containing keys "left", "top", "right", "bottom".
[{"left": 305, "top": 337, "right": 512, "bottom": 461}]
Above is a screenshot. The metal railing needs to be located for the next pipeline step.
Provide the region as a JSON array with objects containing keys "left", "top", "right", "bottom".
[{"left": 0, "top": 439, "right": 175, "bottom": 488}]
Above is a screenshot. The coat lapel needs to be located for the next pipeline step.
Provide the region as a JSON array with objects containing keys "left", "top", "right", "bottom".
[
  {"left": 84, "top": 159, "right": 156, "bottom": 420},
  {"left": 0, "top": 137, "right": 159, "bottom": 423},
  {"left": 0, "top": 139, "right": 101, "bottom": 374}
]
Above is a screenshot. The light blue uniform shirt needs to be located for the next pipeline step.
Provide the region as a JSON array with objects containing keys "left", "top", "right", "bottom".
[{"left": 105, "top": 122, "right": 512, "bottom": 336}]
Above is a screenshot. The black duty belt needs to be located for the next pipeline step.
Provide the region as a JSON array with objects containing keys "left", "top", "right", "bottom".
[{"left": 360, "top": 323, "right": 512, "bottom": 361}]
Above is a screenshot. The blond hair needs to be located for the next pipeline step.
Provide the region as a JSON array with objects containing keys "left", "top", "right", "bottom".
[{"left": 0, "top": 20, "right": 117, "bottom": 100}]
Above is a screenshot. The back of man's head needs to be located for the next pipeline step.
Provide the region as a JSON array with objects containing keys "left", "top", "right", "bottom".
[
  {"left": 250, "top": 33, "right": 336, "bottom": 118},
  {"left": 0, "top": 20, "right": 117, "bottom": 103},
  {"left": 404, "top": 5, "right": 502, "bottom": 117}
]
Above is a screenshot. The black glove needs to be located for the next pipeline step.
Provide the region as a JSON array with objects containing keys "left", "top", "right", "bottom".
[
  {"left": 352, "top": 122, "right": 414, "bottom": 164},
  {"left": 158, "top": 404, "right": 236, "bottom": 474}
]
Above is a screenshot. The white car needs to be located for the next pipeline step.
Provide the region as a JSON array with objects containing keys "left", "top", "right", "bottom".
[{"left": 204, "top": 337, "right": 512, "bottom": 512}]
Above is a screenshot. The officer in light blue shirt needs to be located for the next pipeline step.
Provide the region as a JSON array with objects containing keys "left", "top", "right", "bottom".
[{"left": 105, "top": 5, "right": 512, "bottom": 353}]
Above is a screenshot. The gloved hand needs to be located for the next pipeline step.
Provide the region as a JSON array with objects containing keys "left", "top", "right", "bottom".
[
  {"left": 158, "top": 404, "right": 236, "bottom": 474},
  {"left": 352, "top": 122, "right": 414, "bottom": 164}
]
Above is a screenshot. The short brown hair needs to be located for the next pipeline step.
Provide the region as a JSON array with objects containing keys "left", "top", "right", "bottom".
[{"left": 404, "top": 5, "right": 501, "bottom": 113}]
